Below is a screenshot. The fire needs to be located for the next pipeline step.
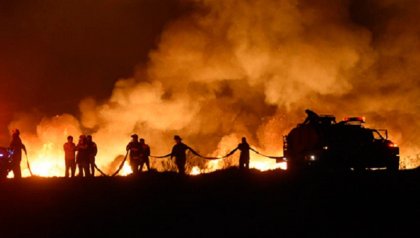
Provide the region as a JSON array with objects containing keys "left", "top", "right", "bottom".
[
  {"left": 190, "top": 166, "right": 201, "bottom": 175},
  {"left": 16, "top": 141, "right": 286, "bottom": 177},
  {"left": 24, "top": 142, "right": 64, "bottom": 177},
  {"left": 5, "top": 0, "right": 420, "bottom": 178},
  {"left": 120, "top": 164, "right": 132, "bottom": 176},
  {"left": 251, "top": 160, "right": 287, "bottom": 171}
]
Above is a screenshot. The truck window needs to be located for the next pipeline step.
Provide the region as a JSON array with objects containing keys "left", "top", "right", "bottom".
[{"left": 372, "top": 130, "right": 384, "bottom": 140}]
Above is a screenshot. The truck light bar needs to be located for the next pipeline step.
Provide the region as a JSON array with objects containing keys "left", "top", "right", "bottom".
[
  {"left": 388, "top": 142, "right": 398, "bottom": 148},
  {"left": 343, "top": 116, "right": 366, "bottom": 123}
]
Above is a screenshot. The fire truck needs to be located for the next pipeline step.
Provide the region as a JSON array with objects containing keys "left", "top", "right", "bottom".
[
  {"left": 0, "top": 147, "right": 13, "bottom": 178},
  {"left": 283, "top": 112, "right": 400, "bottom": 172}
]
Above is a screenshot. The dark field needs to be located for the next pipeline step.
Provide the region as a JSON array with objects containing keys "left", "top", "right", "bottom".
[{"left": 0, "top": 168, "right": 419, "bottom": 237}]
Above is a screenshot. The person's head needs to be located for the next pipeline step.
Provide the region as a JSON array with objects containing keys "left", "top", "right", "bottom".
[
  {"left": 174, "top": 135, "right": 182, "bottom": 143},
  {"left": 139, "top": 138, "right": 145, "bottom": 144},
  {"left": 242, "top": 137, "right": 247, "bottom": 143},
  {"left": 86, "top": 135, "right": 92, "bottom": 142},
  {"left": 67, "top": 136, "right": 73, "bottom": 142},
  {"left": 79, "top": 135, "right": 86, "bottom": 143},
  {"left": 12, "top": 129, "right": 20, "bottom": 137},
  {"left": 131, "top": 134, "right": 138, "bottom": 141}
]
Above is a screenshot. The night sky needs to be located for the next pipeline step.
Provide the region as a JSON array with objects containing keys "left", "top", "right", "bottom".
[{"left": 0, "top": 0, "right": 190, "bottom": 141}]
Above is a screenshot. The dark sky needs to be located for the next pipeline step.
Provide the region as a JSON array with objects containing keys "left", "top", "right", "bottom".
[{"left": 0, "top": 0, "right": 190, "bottom": 138}]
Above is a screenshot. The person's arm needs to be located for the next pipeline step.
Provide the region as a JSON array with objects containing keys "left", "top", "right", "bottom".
[
  {"left": 146, "top": 146, "right": 150, "bottom": 157},
  {"left": 224, "top": 147, "right": 238, "bottom": 158},
  {"left": 22, "top": 144, "right": 27, "bottom": 154},
  {"left": 170, "top": 146, "right": 175, "bottom": 159},
  {"left": 249, "top": 146, "right": 258, "bottom": 153},
  {"left": 187, "top": 145, "right": 200, "bottom": 157}
]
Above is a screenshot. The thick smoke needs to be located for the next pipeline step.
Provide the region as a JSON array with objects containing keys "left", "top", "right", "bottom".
[{"left": 10, "top": 0, "right": 420, "bottom": 176}]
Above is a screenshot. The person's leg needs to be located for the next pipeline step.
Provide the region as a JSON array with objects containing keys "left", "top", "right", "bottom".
[
  {"left": 84, "top": 163, "right": 90, "bottom": 177},
  {"left": 145, "top": 158, "right": 150, "bottom": 171},
  {"left": 130, "top": 161, "right": 138, "bottom": 175},
  {"left": 90, "top": 160, "right": 95, "bottom": 177},
  {"left": 78, "top": 163, "right": 84, "bottom": 177},
  {"left": 13, "top": 162, "right": 22, "bottom": 179},
  {"left": 71, "top": 161, "right": 76, "bottom": 177},
  {"left": 177, "top": 159, "right": 186, "bottom": 175},
  {"left": 139, "top": 161, "right": 144, "bottom": 173},
  {"left": 65, "top": 160, "right": 70, "bottom": 178}
]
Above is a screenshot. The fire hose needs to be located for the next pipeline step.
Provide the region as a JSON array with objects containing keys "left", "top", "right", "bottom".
[
  {"left": 91, "top": 151, "right": 129, "bottom": 177},
  {"left": 151, "top": 145, "right": 242, "bottom": 161},
  {"left": 150, "top": 149, "right": 224, "bottom": 161},
  {"left": 92, "top": 145, "right": 285, "bottom": 177},
  {"left": 111, "top": 151, "right": 129, "bottom": 177},
  {"left": 24, "top": 151, "right": 34, "bottom": 177},
  {"left": 189, "top": 148, "right": 224, "bottom": 160},
  {"left": 93, "top": 163, "right": 109, "bottom": 177},
  {"left": 93, "top": 151, "right": 167, "bottom": 177},
  {"left": 149, "top": 153, "right": 172, "bottom": 159},
  {"left": 249, "top": 148, "right": 285, "bottom": 160}
]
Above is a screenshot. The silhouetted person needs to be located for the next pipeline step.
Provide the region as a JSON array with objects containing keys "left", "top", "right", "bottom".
[
  {"left": 303, "top": 109, "right": 320, "bottom": 125},
  {"left": 226, "top": 137, "right": 250, "bottom": 170},
  {"left": 8, "top": 129, "right": 27, "bottom": 179},
  {"left": 76, "top": 135, "right": 90, "bottom": 177},
  {"left": 126, "top": 134, "right": 141, "bottom": 175},
  {"left": 171, "top": 135, "right": 192, "bottom": 175},
  {"left": 63, "top": 135, "right": 77, "bottom": 178},
  {"left": 139, "top": 138, "right": 151, "bottom": 172},
  {"left": 86, "top": 135, "right": 98, "bottom": 177}
]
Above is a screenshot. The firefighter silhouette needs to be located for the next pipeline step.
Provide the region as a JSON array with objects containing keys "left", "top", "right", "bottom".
[
  {"left": 126, "top": 134, "right": 142, "bottom": 175},
  {"left": 226, "top": 137, "right": 250, "bottom": 170},
  {"left": 8, "top": 129, "right": 27, "bottom": 178},
  {"left": 76, "top": 135, "right": 90, "bottom": 177},
  {"left": 86, "top": 135, "right": 98, "bottom": 177},
  {"left": 303, "top": 109, "right": 320, "bottom": 125},
  {"left": 171, "top": 135, "right": 192, "bottom": 175},
  {"left": 139, "top": 138, "right": 151, "bottom": 172},
  {"left": 63, "top": 135, "right": 77, "bottom": 178}
]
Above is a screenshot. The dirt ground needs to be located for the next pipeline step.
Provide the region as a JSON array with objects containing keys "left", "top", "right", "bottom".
[{"left": 0, "top": 168, "right": 419, "bottom": 237}]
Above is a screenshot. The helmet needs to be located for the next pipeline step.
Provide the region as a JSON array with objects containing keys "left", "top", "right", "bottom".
[{"left": 13, "top": 129, "right": 20, "bottom": 136}]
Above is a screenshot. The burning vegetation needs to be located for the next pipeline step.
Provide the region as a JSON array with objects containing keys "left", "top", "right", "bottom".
[{"left": 4, "top": 0, "right": 420, "bottom": 177}]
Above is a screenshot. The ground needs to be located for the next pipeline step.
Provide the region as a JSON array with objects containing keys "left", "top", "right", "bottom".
[{"left": 0, "top": 168, "right": 419, "bottom": 237}]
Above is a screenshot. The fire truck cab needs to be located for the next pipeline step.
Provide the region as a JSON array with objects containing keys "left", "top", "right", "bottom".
[
  {"left": 0, "top": 147, "right": 13, "bottom": 179},
  {"left": 284, "top": 113, "right": 400, "bottom": 172}
]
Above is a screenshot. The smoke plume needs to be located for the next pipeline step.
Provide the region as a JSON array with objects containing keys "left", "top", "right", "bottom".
[{"left": 9, "top": 0, "right": 420, "bottom": 176}]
